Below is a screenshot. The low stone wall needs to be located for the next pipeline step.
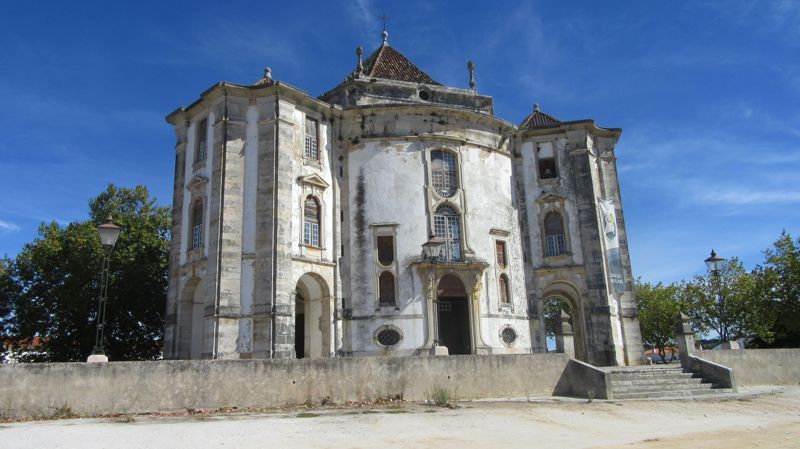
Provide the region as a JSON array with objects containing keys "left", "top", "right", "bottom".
[
  {"left": 698, "top": 348, "right": 800, "bottom": 386},
  {"left": 0, "top": 353, "right": 570, "bottom": 419}
]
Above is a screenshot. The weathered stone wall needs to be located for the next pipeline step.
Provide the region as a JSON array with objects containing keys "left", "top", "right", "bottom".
[
  {"left": 0, "top": 354, "right": 570, "bottom": 419},
  {"left": 698, "top": 349, "right": 800, "bottom": 386}
]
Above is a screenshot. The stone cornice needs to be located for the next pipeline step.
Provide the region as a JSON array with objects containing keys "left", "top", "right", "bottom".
[{"left": 166, "top": 81, "right": 342, "bottom": 125}]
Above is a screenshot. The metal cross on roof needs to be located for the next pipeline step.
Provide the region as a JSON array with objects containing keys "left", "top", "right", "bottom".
[{"left": 380, "top": 14, "right": 389, "bottom": 32}]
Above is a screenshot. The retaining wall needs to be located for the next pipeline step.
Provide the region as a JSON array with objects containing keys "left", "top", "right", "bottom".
[
  {"left": 698, "top": 348, "right": 800, "bottom": 386},
  {"left": 0, "top": 353, "right": 570, "bottom": 419}
]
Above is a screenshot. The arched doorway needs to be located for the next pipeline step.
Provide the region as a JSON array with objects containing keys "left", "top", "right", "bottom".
[
  {"left": 543, "top": 295, "right": 585, "bottom": 360},
  {"left": 436, "top": 274, "right": 471, "bottom": 355},
  {"left": 294, "top": 273, "right": 331, "bottom": 359}
]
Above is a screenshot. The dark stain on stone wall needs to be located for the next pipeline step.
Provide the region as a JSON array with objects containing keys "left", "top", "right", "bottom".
[{"left": 355, "top": 168, "right": 367, "bottom": 290}]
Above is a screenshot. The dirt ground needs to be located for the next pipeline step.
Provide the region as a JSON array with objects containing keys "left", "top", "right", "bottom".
[{"left": 2, "top": 386, "right": 799, "bottom": 449}]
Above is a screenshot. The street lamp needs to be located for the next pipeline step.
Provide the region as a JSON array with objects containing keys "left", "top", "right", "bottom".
[
  {"left": 422, "top": 234, "right": 444, "bottom": 262},
  {"left": 422, "top": 235, "right": 445, "bottom": 349},
  {"left": 704, "top": 249, "right": 728, "bottom": 343},
  {"left": 87, "top": 215, "right": 122, "bottom": 363}
]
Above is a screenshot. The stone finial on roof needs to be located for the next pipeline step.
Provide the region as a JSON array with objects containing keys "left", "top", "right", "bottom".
[
  {"left": 356, "top": 46, "right": 364, "bottom": 76},
  {"left": 467, "top": 60, "right": 475, "bottom": 90},
  {"left": 255, "top": 66, "right": 273, "bottom": 86},
  {"left": 534, "top": 102, "right": 540, "bottom": 112}
]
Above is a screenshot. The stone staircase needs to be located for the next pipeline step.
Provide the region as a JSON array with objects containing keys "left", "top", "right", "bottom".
[{"left": 604, "top": 365, "right": 734, "bottom": 399}]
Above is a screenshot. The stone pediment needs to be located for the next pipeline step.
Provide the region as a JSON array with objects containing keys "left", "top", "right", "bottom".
[
  {"left": 298, "top": 173, "right": 330, "bottom": 190},
  {"left": 186, "top": 175, "right": 209, "bottom": 193},
  {"left": 535, "top": 192, "right": 567, "bottom": 204}
]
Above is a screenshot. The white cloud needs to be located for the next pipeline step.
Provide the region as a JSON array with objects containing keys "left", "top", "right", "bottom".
[
  {"left": 346, "top": 0, "right": 381, "bottom": 44},
  {"left": 0, "top": 220, "right": 20, "bottom": 233}
]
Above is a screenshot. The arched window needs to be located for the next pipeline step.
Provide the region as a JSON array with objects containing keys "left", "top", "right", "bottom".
[
  {"left": 544, "top": 212, "right": 566, "bottom": 256},
  {"left": 191, "top": 199, "right": 204, "bottom": 250},
  {"left": 378, "top": 271, "right": 395, "bottom": 304},
  {"left": 303, "top": 196, "right": 320, "bottom": 247},
  {"left": 434, "top": 205, "right": 461, "bottom": 262},
  {"left": 498, "top": 274, "right": 510, "bottom": 303},
  {"left": 431, "top": 150, "right": 458, "bottom": 197}
]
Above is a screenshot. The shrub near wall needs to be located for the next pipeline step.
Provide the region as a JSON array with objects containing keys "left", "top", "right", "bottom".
[{"left": 0, "top": 353, "right": 571, "bottom": 419}]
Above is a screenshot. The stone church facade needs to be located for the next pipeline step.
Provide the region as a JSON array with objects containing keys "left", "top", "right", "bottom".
[{"left": 163, "top": 32, "right": 643, "bottom": 367}]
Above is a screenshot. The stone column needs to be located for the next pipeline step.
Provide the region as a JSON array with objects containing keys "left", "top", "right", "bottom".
[
  {"left": 674, "top": 312, "right": 696, "bottom": 366},
  {"left": 556, "top": 310, "right": 576, "bottom": 358}
]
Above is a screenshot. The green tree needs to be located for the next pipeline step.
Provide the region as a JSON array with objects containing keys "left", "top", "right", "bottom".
[
  {"left": 755, "top": 231, "right": 800, "bottom": 347},
  {"left": 10, "top": 184, "right": 169, "bottom": 362},
  {"left": 683, "top": 257, "right": 774, "bottom": 344},
  {"left": 634, "top": 279, "right": 682, "bottom": 362}
]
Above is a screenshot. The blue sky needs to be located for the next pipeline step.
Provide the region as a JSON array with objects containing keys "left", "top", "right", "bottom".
[{"left": 1, "top": 1, "right": 798, "bottom": 283}]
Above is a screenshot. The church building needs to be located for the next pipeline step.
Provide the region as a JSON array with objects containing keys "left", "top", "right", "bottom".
[{"left": 163, "top": 30, "right": 643, "bottom": 367}]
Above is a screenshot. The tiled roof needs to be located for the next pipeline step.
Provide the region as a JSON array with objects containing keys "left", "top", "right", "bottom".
[
  {"left": 519, "top": 105, "right": 561, "bottom": 129},
  {"left": 362, "top": 44, "right": 441, "bottom": 85},
  {"left": 332, "top": 43, "right": 441, "bottom": 88}
]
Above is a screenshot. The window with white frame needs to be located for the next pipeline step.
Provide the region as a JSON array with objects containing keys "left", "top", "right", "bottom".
[
  {"left": 305, "top": 117, "right": 319, "bottom": 161},
  {"left": 190, "top": 199, "right": 204, "bottom": 250},
  {"left": 434, "top": 205, "right": 461, "bottom": 262},
  {"left": 544, "top": 211, "right": 567, "bottom": 256},
  {"left": 303, "top": 196, "right": 320, "bottom": 247},
  {"left": 431, "top": 150, "right": 458, "bottom": 197}
]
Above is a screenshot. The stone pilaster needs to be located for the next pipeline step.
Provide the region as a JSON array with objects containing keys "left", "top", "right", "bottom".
[
  {"left": 252, "top": 95, "right": 277, "bottom": 358},
  {"left": 272, "top": 98, "right": 298, "bottom": 358},
  {"left": 569, "top": 147, "right": 616, "bottom": 366},
  {"left": 600, "top": 152, "right": 644, "bottom": 365},
  {"left": 214, "top": 97, "right": 249, "bottom": 359},
  {"left": 164, "top": 121, "right": 188, "bottom": 359}
]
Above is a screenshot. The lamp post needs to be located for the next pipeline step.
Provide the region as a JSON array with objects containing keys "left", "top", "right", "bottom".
[
  {"left": 704, "top": 249, "right": 728, "bottom": 343},
  {"left": 422, "top": 235, "right": 444, "bottom": 348},
  {"left": 87, "top": 215, "right": 122, "bottom": 363}
]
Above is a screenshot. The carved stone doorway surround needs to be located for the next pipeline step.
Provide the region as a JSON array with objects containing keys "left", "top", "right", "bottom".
[{"left": 413, "top": 260, "right": 490, "bottom": 355}]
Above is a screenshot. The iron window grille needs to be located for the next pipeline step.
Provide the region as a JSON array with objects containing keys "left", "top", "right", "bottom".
[
  {"left": 434, "top": 205, "right": 461, "bottom": 262},
  {"left": 431, "top": 150, "right": 458, "bottom": 197}
]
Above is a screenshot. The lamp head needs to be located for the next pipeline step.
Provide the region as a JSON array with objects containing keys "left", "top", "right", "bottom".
[{"left": 97, "top": 215, "right": 122, "bottom": 247}]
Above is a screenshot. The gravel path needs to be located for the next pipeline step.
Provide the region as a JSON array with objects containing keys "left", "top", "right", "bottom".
[{"left": 2, "top": 386, "right": 799, "bottom": 448}]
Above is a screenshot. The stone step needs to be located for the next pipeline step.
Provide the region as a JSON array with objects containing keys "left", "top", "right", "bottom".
[
  {"left": 610, "top": 379, "right": 707, "bottom": 390},
  {"left": 613, "top": 388, "right": 734, "bottom": 400},
  {"left": 611, "top": 383, "right": 713, "bottom": 394},
  {"left": 607, "top": 369, "right": 687, "bottom": 376},
  {"left": 611, "top": 383, "right": 706, "bottom": 392},
  {"left": 610, "top": 377, "right": 703, "bottom": 385}
]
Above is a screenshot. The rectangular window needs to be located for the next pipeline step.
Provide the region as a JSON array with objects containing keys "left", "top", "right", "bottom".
[
  {"left": 495, "top": 241, "right": 507, "bottom": 267},
  {"left": 192, "top": 224, "right": 203, "bottom": 250},
  {"left": 377, "top": 236, "right": 394, "bottom": 266},
  {"left": 196, "top": 118, "right": 207, "bottom": 163},
  {"left": 546, "top": 234, "right": 566, "bottom": 256},
  {"left": 537, "top": 142, "right": 557, "bottom": 179},
  {"left": 303, "top": 222, "right": 320, "bottom": 247},
  {"left": 305, "top": 118, "right": 319, "bottom": 160}
]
